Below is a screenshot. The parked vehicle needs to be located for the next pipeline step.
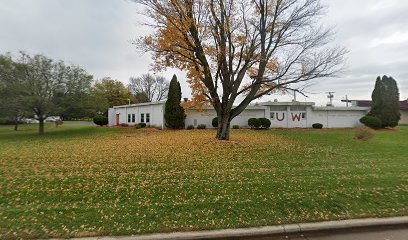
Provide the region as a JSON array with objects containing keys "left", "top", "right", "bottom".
[
  {"left": 23, "top": 118, "right": 39, "bottom": 124},
  {"left": 45, "top": 116, "right": 61, "bottom": 122}
]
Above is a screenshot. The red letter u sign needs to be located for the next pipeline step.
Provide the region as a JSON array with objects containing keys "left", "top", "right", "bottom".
[{"left": 276, "top": 113, "right": 285, "bottom": 121}]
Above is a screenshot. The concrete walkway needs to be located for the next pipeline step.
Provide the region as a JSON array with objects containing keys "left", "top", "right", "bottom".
[{"left": 55, "top": 216, "right": 408, "bottom": 240}]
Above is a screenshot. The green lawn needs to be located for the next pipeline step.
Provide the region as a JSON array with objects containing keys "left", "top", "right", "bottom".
[{"left": 0, "top": 124, "right": 407, "bottom": 239}]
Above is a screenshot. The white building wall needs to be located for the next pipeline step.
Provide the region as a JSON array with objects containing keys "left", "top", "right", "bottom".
[
  {"left": 185, "top": 108, "right": 265, "bottom": 128},
  {"left": 108, "top": 108, "right": 116, "bottom": 126},
  {"left": 400, "top": 110, "right": 408, "bottom": 124},
  {"left": 108, "top": 103, "right": 165, "bottom": 128},
  {"left": 310, "top": 109, "right": 368, "bottom": 128},
  {"left": 108, "top": 102, "right": 370, "bottom": 129}
]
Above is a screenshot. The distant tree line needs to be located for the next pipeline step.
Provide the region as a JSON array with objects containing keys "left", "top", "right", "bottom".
[{"left": 0, "top": 52, "right": 170, "bottom": 134}]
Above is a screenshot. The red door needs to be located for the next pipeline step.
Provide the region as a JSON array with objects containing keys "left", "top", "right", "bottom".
[{"left": 116, "top": 114, "right": 120, "bottom": 125}]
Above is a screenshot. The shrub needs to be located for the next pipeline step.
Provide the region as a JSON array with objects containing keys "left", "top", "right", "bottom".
[
  {"left": 249, "top": 118, "right": 270, "bottom": 129},
  {"left": 360, "top": 116, "right": 382, "bottom": 129},
  {"left": 258, "top": 118, "right": 271, "bottom": 129},
  {"left": 138, "top": 123, "right": 147, "bottom": 128},
  {"left": 186, "top": 125, "right": 195, "bottom": 130},
  {"left": 55, "top": 120, "right": 63, "bottom": 128},
  {"left": 135, "top": 124, "right": 142, "bottom": 129},
  {"left": 248, "top": 118, "right": 260, "bottom": 129},
  {"left": 197, "top": 124, "right": 206, "bottom": 129},
  {"left": 312, "top": 123, "right": 323, "bottom": 129},
  {"left": 354, "top": 127, "right": 374, "bottom": 141},
  {"left": 93, "top": 115, "right": 108, "bottom": 126},
  {"left": 232, "top": 125, "right": 240, "bottom": 129},
  {"left": 212, "top": 117, "right": 218, "bottom": 128}
]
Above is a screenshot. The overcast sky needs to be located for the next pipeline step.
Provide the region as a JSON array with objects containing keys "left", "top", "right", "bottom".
[{"left": 0, "top": 0, "right": 407, "bottom": 106}]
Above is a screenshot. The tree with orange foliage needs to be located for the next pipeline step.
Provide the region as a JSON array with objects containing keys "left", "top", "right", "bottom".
[{"left": 134, "top": 0, "right": 347, "bottom": 140}]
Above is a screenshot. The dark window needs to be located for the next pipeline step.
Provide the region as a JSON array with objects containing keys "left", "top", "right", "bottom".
[
  {"left": 132, "top": 114, "right": 135, "bottom": 123},
  {"left": 128, "top": 114, "right": 131, "bottom": 123},
  {"left": 290, "top": 106, "right": 307, "bottom": 111},
  {"left": 302, "top": 112, "right": 307, "bottom": 119},
  {"left": 146, "top": 113, "right": 150, "bottom": 123},
  {"left": 141, "top": 113, "right": 145, "bottom": 123},
  {"left": 270, "top": 106, "right": 287, "bottom": 111},
  {"left": 270, "top": 112, "right": 275, "bottom": 119}
]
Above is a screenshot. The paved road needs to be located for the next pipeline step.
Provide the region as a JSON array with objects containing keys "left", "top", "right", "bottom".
[
  {"left": 63, "top": 121, "right": 96, "bottom": 126},
  {"left": 240, "top": 226, "right": 408, "bottom": 240}
]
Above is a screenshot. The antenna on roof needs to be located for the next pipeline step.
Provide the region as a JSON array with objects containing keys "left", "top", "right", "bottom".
[{"left": 326, "top": 92, "right": 335, "bottom": 106}]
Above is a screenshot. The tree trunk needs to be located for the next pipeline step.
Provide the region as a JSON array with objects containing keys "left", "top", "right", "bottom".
[
  {"left": 39, "top": 119, "right": 45, "bottom": 135},
  {"left": 14, "top": 122, "right": 18, "bottom": 131},
  {"left": 216, "top": 113, "right": 231, "bottom": 140}
]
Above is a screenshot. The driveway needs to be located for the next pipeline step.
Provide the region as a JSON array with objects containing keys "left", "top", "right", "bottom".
[{"left": 241, "top": 226, "right": 408, "bottom": 240}]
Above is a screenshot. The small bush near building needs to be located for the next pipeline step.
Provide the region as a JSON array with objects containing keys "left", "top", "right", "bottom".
[
  {"left": 360, "top": 116, "right": 382, "bottom": 129},
  {"left": 212, "top": 117, "right": 218, "bottom": 128},
  {"left": 312, "top": 123, "right": 323, "bottom": 129},
  {"left": 248, "top": 118, "right": 260, "bottom": 129},
  {"left": 232, "top": 125, "right": 240, "bottom": 129},
  {"left": 93, "top": 115, "right": 108, "bottom": 126},
  {"left": 186, "top": 125, "right": 195, "bottom": 130},
  {"left": 258, "top": 118, "right": 271, "bottom": 129},
  {"left": 197, "top": 124, "right": 206, "bottom": 129},
  {"left": 249, "top": 118, "right": 270, "bottom": 129},
  {"left": 138, "top": 123, "right": 147, "bottom": 128},
  {"left": 354, "top": 127, "right": 374, "bottom": 141},
  {"left": 135, "top": 124, "right": 142, "bottom": 129}
]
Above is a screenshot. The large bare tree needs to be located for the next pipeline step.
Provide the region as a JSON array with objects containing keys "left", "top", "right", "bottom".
[
  {"left": 134, "top": 0, "right": 347, "bottom": 140},
  {"left": 128, "top": 74, "right": 169, "bottom": 102}
]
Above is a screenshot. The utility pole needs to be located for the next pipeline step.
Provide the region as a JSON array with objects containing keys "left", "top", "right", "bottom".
[
  {"left": 293, "top": 90, "right": 297, "bottom": 102},
  {"left": 326, "top": 92, "right": 335, "bottom": 106},
  {"left": 345, "top": 95, "right": 349, "bottom": 107}
]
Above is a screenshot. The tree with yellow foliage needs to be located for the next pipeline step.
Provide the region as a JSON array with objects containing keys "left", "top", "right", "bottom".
[{"left": 134, "top": 0, "right": 346, "bottom": 140}]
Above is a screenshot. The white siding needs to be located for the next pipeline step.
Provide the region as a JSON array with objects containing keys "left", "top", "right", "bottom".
[
  {"left": 400, "top": 110, "right": 408, "bottom": 124},
  {"left": 310, "top": 110, "right": 367, "bottom": 128},
  {"left": 108, "top": 108, "right": 116, "bottom": 126},
  {"left": 185, "top": 108, "right": 265, "bottom": 128},
  {"left": 108, "top": 103, "right": 165, "bottom": 128}
]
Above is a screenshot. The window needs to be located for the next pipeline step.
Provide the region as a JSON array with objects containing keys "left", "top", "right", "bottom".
[
  {"left": 270, "top": 106, "right": 287, "bottom": 111},
  {"left": 194, "top": 119, "right": 197, "bottom": 126},
  {"left": 141, "top": 113, "right": 145, "bottom": 123},
  {"left": 146, "top": 113, "right": 150, "bottom": 123},
  {"left": 302, "top": 112, "right": 307, "bottom": 119},
  {"left": 290, "top": 106, "right": 307, "bottom": 111},
  {"left": 128, "top": 114, "right": 131, "bottom": 123},
  {"left": 270, "top": 112, "right": 275, "bottom": 119},
  {"left": 132, "top": 114, "right": 135, "bottom": 123}
]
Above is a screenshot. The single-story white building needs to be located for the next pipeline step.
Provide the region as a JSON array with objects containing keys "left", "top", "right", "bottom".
[{"left": 108, "top": 100, "right": 370, "bottom": 129}]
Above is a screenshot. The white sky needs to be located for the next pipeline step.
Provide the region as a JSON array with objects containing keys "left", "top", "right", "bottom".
[{"left": 0, "top": 0, "right": 407, "bottom": 106}]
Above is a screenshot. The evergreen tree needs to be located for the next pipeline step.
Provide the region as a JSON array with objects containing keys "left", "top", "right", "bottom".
[
  {"left": 381, "top": 76, "right": 400, "bottom": 127},
  {"left": 164, "top": 75, "right": 185, "bottom": 129},
  {"left": 368, "top": 75, "right": 400, "bottom": 128}
]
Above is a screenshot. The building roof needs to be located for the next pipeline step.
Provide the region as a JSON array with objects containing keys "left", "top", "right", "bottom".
[
  {"left": 342, "top": 99, "right": 408, "bottom": 110},
  {"left": 259, "top": 101, "right": 315, "bottom": 106},
  {"left": 113, "top": 101, "right": 166, "bottom": 109},
  {"left": 313, "top": 106, "right": 369, "bottom": 111}
]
